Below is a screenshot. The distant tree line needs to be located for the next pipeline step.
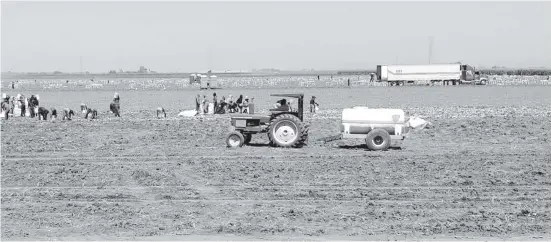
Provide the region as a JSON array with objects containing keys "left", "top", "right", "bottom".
[
  {"left": 478, "top": 69, "right": 551, "bottom": 76},
  {"left": 337, "top": 69, "right": 551, "bottom": 76}
]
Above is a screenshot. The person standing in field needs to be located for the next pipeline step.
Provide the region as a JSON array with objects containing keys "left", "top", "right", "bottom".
[
  {"left": 213, "top": 93, "right": 218, "bottom": 111},
  {"left": 19, "top": 95, "right": 26, "bottom": 117},
  {"left": 309, "top": 96, "right": 319, "bottom": 113},
  {"left": 242, "top": 96, "right": 250, "bottom": 114},
  {"left": 1, "top": 94, "right": 11, "bottom": 120},
  {"left": 195, "top": 94, "right": 201, "bottom": 112},
  {"left": 202, "top": 95, "right": 209, "bottom": 114},
  {"left": 236, "top": 95, "right": 243, "bottom": 113},
  {"left": 110, "top": 92, "right": 121, "bottom": 117},
  {"left": 28, "top": 95, "right": 38, "bottom": 118}
]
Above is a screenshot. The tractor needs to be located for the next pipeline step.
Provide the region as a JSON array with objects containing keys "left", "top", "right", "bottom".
[{"left": 225, "top": 94, "right": 309, "bottom": 148}]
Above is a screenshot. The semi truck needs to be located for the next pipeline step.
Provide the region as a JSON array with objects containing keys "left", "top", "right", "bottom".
[{"left": 376, "top": 64, "right": 488, "bottom": 86}]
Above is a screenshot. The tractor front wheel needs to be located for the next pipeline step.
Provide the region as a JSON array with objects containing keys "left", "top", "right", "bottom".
[
  {"left": 226, "top": 131, "right": 245, "bottom": 148},
  {"left": 268, "top": 114, "right": 304, "bottom": 148}
]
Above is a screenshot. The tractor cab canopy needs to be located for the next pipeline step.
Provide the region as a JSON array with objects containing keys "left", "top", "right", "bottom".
[{"left": 270, "top": 94, "right": 304, "bottom": 99}]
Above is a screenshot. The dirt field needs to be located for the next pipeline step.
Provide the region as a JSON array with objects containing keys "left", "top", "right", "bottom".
[{"left": 1, "top": 86, "right": 550, "bottom": 240}]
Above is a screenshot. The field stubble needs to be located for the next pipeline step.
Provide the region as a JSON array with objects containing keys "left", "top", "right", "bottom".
[{"left": 1, "top": 86, "right": 551, "bottom": 240}]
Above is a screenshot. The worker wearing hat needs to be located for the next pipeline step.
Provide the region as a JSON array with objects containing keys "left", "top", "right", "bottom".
[
  {"left": 310, "top": 96, "right": 319, "bottom": 113},
  {"left": 242, "top": 96, "right": 250, "bottom": 114},
  {"left": 1, "top": 94, "right": 11, "bottom": 119}
]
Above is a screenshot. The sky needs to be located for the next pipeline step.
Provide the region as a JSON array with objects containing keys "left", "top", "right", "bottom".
[{"left": 1, "top": 1, "right": 550, "bottom": 73}]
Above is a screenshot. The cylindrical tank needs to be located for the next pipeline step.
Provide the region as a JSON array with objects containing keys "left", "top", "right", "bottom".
[{"left": 340, "top": 107, "right": 408, "bottom": 135}]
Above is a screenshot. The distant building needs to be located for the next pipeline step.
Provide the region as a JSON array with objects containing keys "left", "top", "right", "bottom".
[{"left": 138, "top": 66, "right": 148, "bottom": 73}]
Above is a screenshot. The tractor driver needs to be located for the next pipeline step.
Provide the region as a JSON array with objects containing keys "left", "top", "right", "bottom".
[{"left": 274, "top": 99, "right": 290, "bottom": 111}]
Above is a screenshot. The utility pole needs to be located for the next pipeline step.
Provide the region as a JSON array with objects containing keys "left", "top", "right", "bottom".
[
  {"left": 429, "top": 36, "right": 434, "bottom": 64},
  {"left": 208, "top": 45, "right": 212, "bottom": 73}
]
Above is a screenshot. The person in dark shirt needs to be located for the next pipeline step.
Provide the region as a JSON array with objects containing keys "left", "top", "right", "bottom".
[
  {"left": 310, "top": 96, "right": 319, "bottom": 113},
  {"left": 236, "top": 95, "right": 243, "bottom": 113},
  {"left": 274, "top": 99, "right": 290, "bottom": 111}
]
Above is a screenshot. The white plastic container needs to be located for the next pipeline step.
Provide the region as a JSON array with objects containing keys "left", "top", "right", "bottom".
[
  {"left": 207, "top": 103, "right": 215, "bottom": 114},
  {"left": 340, "top": 107, "right": 408, "bottom": 135}
]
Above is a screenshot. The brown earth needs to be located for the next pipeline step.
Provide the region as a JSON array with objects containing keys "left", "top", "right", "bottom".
[{"left": 1, "top": 86, "right": 550, "bottom": 240}]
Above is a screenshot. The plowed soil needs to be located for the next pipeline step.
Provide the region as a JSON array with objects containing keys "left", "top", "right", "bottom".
[{"left": 2, "top": 86, "right": 550, "bottom": 240}]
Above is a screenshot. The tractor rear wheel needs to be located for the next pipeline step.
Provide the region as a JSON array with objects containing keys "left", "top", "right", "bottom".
[
  {"left": 226, "top": 131, "right": 245, "bottom": 148},
  {"left": 268, "top": 114, "right": 304, "bottom": 148},
  {"left": 243, "top": 133, "right": 252, "bottom": 144},
  {"left": 365, "top": 129, "right": 391, "bottom": 151},
  {"left": 298, "top": 124, "right": 310, "bottom": 146}
]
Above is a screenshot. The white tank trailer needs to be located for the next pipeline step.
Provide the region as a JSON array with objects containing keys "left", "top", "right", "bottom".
[
  {"left": 319, "top": 107, "right": 409, "bottom": 151},
  {"left": 376, "top": 64, "right": 488, "bottom": 86}
]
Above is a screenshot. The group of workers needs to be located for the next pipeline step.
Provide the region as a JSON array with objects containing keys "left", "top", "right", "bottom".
[
  {"left": 195, "top": 93, "right": 254, "bottom": 115},
  {"left": 1, "top": 93, "right": 41, "bottom": 119},
  {"left": 192, "top": 93, "right": 320, "bottom": 115},
  {"left": 2, "top": 91, "right": 320, "bottom": 121},
  {"left": 1, "top": 92, "right": 121, "bottom": 121}
]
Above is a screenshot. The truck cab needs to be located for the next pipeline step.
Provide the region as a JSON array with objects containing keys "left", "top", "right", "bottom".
[{"left": 460, "top": 65, "right": 488, "bottom": 85}]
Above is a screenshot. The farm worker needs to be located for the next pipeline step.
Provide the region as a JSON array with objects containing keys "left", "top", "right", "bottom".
[
  {"left": 202, "top": 95, "right": 209, "bottom": 114},
  {"left": 370, "top": 73, "right": 375, "bottom": 82},
  {"left": 37, "top": 107, "right": 49, "bottom": 120},
  {"left": 195, "top": 94, "right": 201, "bottom": 112},
  {"left": 80, "top": 103, "right": 88, "bottom": 114},
  {"left": 156, "top": 107, "right": 166, "bottom": 118},
  {"left": 50, "top": 108, "right": 57, "bottom": 120},
  {"left": 242, "top": 96, "right": 250, "bottom": 114},
  {"left": 110, "top": 93, "right": 121, "bottom": 117},
  {"left": 228, "top": 100, "right": 234, "bottom": 113},
  {"left": 9, "top": 96, "right": 16, "bottom": 116},
  {"left": 11, "top": 82, "right": 14, "bottom": 89},
  {"left": 85, "top": 108, "right": 98, "bottom": 119},
  {"left": 216, "top": 96, "right": 227, "bottom": 114},
  {"left": 310, "top": 96, "right": 319, "bottom": 113},
  {"left": 28, "top": 95, "right": 38, "bottom": 118},
  {"left": 19, "top": 95, "right": 26, "bottom": 117},
  {"left": 1, "top": 94, "right": 10, "bottom": 120},
  {"left": 347, "top": 78, "right": 350, "bottom": 87},
  {"left": 213, "top": 93, "right": 218, "bottom": 110},
  {"left": 236, "top": 95, "right": 243, "bottom": 113},
  {"left": 62, "top": 108, "right": 75, "bottom": 120}
]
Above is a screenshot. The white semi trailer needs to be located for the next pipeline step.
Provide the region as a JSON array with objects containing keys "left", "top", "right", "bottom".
[{"left": 376, "top": 64, "right": 488, "bottom": 86}]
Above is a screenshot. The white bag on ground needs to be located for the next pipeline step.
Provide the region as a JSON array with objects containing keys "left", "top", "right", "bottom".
[
  {"left": 207, "top": 103, "right": 214, "bottom": 114},
  {"left": 178, "top": 110, "right": 198, "bottom": 117},
  {"left": 407, "top": 117, "right": 432, "bottom": 130}
]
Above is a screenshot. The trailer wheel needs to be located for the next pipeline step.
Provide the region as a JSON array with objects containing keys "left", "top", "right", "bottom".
[
  {"left": 226, "top": 131, "right": 245, "bottom": 148},
  {"left": 365, "top": 129, "right": 391, "bottom": 151}
]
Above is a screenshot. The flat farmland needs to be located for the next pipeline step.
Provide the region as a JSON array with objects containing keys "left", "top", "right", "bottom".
[{"left": 1, "top": 85, "right": 551, "bottom": 240}]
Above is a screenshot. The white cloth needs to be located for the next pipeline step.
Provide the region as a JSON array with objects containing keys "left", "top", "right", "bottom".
[
  {"left": 178, "top": 110, "right": 198, "bottom": 117},
  {"left": 407, "top": 117, "right": 432, "bottom": 130}
]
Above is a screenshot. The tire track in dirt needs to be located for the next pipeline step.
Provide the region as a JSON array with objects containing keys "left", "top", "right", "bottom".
[{"left": 1, "top": 150, "right": 543, "bottom": 162}]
